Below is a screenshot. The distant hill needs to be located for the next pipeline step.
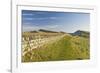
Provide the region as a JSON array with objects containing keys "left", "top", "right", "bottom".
[
  {"left": 71, "top": 30, "right": 90, "bottom": 38},
  {"left": 30, "top": 30, "right": 38, "bottom": 33},
  {"left": 28, "top": 29, "right": 66, "bottom": 33},
  {"left": 38, "top": 29, "right": 58, "bottom": 33},
  {"left": 24, "top": 29, "right": 90, "bottom": 38}
]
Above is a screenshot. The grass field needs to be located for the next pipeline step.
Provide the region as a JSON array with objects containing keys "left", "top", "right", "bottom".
[{"left": 22, "top": 30, "right": 90, "bottom": 62}]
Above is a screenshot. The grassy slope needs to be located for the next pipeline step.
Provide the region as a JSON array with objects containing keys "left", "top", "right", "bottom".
[{"left": 22, "top": 34, "right": 90, "bottom": 62}]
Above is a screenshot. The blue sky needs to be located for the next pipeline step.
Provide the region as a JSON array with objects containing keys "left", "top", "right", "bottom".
[{"left": 22, "top": 10, "right": 90, "bottom": 33}]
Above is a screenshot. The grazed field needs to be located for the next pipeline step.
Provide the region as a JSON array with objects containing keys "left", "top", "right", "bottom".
[{"left": 22, "top": 31, "right": 90, "bottom": 62}]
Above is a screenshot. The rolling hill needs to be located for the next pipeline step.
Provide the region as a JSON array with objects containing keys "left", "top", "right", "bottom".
[
  {"left": 71, "top": 30, "right": 90, "bottom": 38},
  {"left": 22, "top": 30, "right": 90, "bottom": 62}
]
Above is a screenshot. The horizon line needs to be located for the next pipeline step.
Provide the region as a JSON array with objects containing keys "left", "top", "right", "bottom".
[{"left": 22, "top": 29, "right": 90, "bottom": 33}]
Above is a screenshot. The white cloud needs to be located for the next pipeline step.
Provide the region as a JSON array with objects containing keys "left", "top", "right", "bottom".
[
  {"left": 23, "top": 18, "right": 35, "bottom": 20},
  {"left": 23, "top": 16, "right": 58, "bottom": 21},
  {"left": 22, "top": 23, "right": 60, "bottom": 32},
  {"left": 23, "top": 25, "right": 39, "bottom": 32},
  {"left": 45, "top": 24, "right": 59, "bottom": 28},
  {"left": 49, "top": 17, "right": 57, "bottom": 19},
  {"left": 36, "top": 12, "right": 46, "bottom": 14},
  {"left": 22, "top": 13, "right": 35, "bottom": 16}
]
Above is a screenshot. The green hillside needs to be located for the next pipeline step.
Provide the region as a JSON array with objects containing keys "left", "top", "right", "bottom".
[{"left": 22, "top": 33, "right": 90, "bottom": 62}]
